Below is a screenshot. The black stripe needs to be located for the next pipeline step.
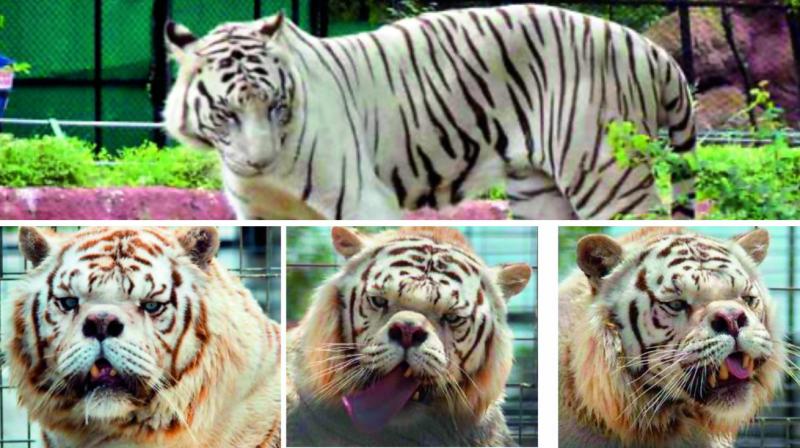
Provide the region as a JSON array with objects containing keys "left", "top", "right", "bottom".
[
  {"left": 301, "top": 137, "right": 318, "bottom": 201},
  {"left": 335, "top": 157, "right": 347, "bottom": 220}
]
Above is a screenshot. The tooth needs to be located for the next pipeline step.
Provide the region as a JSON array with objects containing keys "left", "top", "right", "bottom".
[
  {"left": 412, "top": 391, "right": 420, "bottom": 401},
  {"left": 110, "top": 369, "right": 118, "bottom": 377},
  {"left": 709, "top": 372, "right": 717, "bottom": 388},
  {"left": 719, "top": 363, "right": 729, "bottom": 381},
  {"left": 404, "top": 367, "right": 413, "bottom": 378},
  {"left": 743, "top": 354, "right": 752, "bottom": 371},
  {"left": 90, "top": 365, "right": 100, "bottom": 379}
]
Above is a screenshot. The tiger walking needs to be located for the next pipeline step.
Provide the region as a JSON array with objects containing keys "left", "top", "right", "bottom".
[{"left": 165, "top": 4, "right": 695, "bottom": 220}]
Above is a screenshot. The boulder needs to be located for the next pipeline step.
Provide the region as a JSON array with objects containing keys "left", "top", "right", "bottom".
[{"left": 645, "top": 4, "right": 799, "bottom": 128}]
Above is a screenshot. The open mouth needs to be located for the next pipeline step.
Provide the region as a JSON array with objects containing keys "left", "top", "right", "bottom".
[
  {"left": 341, "top": 362, "right": 433, "bottom": 434},
  {"left": 86, "top": 358, "right": 127, "bottom": 391},
  {"left": 688, "top": 352, "right": 762, "bottom": 403}
]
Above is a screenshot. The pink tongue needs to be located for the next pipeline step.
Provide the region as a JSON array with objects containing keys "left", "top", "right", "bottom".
[
  {"left": 342, "top": 366, "right": 421, "bottom": 434},
  {"left": 725, "top": 356, "right": 751, "bottom": 380}
]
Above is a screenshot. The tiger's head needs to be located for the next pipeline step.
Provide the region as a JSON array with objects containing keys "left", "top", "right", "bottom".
[
  {"left": 295, "top": 227, "right": 531, "bottom": 433},
  {"left": 8, "top": 227, "right": 221, "bottom": 435},
  {"left": 164, "top": 13, "right": 295, "bottom": 177},
  {"left": 570, "top": 227, "right": 783, "bottom": 439}
]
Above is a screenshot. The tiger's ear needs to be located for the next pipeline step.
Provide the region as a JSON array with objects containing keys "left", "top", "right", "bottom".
[
  {"left": 259, "top": 12, "right": 285, "bottom": 38},
  {"left": 332, "top": 227, "right": 365, "bottom": 259},
  {"left": 733, "top": 228, "right": 769, "bottom": 265},
  {"left": 577, "top": 234, "right": 623, "bottom": 280},
  {"left": 19, "top": 227, "right": 57, "bottom": 268},
  {"left": 165, "top": 21, "right": 198, "bottom": 62},
  {"left": 177, "top": 227, "right": 219, "bottom": 269},
  {"left": 494, "top": 263, "right": 532, "bottom": 300}
]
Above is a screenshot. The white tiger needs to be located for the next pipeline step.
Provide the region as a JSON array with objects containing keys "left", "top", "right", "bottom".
[{"left": 164, "top": 4, "right": 695, "bottom": 220}]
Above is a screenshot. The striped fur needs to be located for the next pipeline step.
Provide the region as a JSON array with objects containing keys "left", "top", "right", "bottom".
[
  {"left": 164, "top": 4, "right": 695, "bottom": 220},
  {"left": 7, "top": 227, "right": 281, "bottom": 448},
  {"left": 286, "top": 227, "right": 531, "bottom": 446},
  {"left": 559, "top": 228, "right": 783, "bottom": 447}
]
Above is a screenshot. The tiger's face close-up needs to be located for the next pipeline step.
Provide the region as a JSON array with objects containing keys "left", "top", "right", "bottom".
[
  {"left": 164, "top": 14, "right": 295, "bottom": 177},
  {"left": 560, "top": 227, "right": 784, "bottom": 445},
  {"left": 292, "top": 227, "right": 531, "bottom": 437},
  {"left": 7, "top": 227, "right": 282, "bottom": 447}
]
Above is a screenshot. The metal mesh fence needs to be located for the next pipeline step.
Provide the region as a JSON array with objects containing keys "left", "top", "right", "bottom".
[
  {"left": 561, "top": 226, "right": 800, "bottom": 447},
  {"left": 2, "top": 0, "right": 798, "bottom": 152},
  {"left": 0, "top": 226, "right": 281, "bottom": 446},
  {"left": 285, "top": 226, "right": 538, "bottom": 446}
]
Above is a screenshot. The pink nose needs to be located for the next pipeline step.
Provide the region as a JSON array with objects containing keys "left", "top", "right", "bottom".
[
  {"left": 388, "top": 322, "right": 428, "bottom": 349},
  {"left": 711, "top": 309, "right": 747, "bottom": 337}
]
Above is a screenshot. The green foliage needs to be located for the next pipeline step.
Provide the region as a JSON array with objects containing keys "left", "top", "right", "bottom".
[
  {"left": 608, "top": 122, "right": 800, "bottom": 220},
  {"left": 695, "top": 140, "right": 800, "bottom": 220},
  {"left": 731, "top": 81, "right": 788, "bottom": 138},
  {"left": 0, "top": 134, "right": 221, "bottom": 189},
  {"left": 98, "top": 143, "right": 221, "bottom": 189},
  {"left": 386, "top": 0, "right": 436, "bottom": 21},
  {"left": 0, "top": 134, "right": 97, "bottom": 187}
]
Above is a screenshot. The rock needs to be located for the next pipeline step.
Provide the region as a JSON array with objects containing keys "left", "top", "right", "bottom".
[
  {"left": 0, "top": 187, "right": 236, "bottom": 220},
  {"left": 645, "top": 5, "right": 799, "bottom": 128},
  {"left": 0, "top": 187, "right": 511, "bottom": 220}
]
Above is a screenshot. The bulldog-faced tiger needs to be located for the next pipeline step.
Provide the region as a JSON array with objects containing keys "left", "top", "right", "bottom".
[
  {"left": 7, "top": 227, "right": 281, "bottom": 448},
  {"left": 286, "top": 226, "right": 532, "bottom": 446},
  {"left": 559, "top": 227, "right": 784, "bottom": 447}
]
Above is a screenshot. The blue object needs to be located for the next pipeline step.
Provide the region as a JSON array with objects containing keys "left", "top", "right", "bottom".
[{"left": 0, "top": 55, "right": 15, "bottom": 118}]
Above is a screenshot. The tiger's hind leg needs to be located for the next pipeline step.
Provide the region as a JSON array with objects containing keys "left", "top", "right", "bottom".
[{"left": 507, "top": 169, "right": 577, "bottom": 219}]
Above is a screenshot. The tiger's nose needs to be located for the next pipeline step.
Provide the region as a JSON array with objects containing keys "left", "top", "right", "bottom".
[
  {"left": 711, "top": 309, "right": 747, "bottom": 337},
  {"left": 388, "top": 322, "right": 428, "bottom": 349},
  {"left": 82, "top": 312, "right": 124, "bottom": 341}
]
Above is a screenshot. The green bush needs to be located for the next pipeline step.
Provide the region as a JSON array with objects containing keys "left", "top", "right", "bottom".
[
  {"left": 0, "top": 134, "right": 221, "bottom": 190},
  {"left": 99, "top": 143, "right": 221, "bottom": 190},
  {"left": 608, "top": 122, "right": 800, "bottom": 220},
  {"left": 0, "top": 134, "right": 97, "bottom": 187}
]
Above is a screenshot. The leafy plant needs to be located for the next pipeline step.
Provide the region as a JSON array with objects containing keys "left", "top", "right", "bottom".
[
  {"left": 607, "top": 121, "right": 799, "bottom": 220},
  {"left": 0, "top": 134, "right": 221, "bottom": 189},
  {"left": 729, "top": 81, "right": 788, "bottom": 139},
  {"left": 98, "top": 143, "right": 221, "bottom": 189},
  {"left": 0, "top": 134, "right": 97, "bottom": 187}
]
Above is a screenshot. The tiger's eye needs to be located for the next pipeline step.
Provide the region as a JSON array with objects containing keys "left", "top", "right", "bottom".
[
  {"left": 443, "top": 313, "right": 463, "bottom": 324},
  {"left": 743, "top": 295, "right": 758, "bottom": 307},
  {"left": 141, "top": 301, "right": 165, "bottom": 314},
  {"left": 665, "top": 300, "right": 688, "bottom": 312},
  {"left": 58, "top": 297, "right": 79, "bottom": 311},
  {"left": 369, "top": 295, "right": 388, "bottom": 308}
]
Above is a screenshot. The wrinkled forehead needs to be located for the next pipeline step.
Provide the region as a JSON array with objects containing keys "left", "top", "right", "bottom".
[
  {"left": 355, "top": 238, "right": 487, "bottom": 312},
  {"left": 50, "top": 229, "right": 180, "bottom": 299},
  {"left": 636, "top": 234, "right": 757, "bottom": 303},
  {"left": 195, "top": 22, "right": 266, "bottom": 56}
]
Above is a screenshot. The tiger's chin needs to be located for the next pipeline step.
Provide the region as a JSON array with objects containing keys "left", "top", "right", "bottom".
[{"left": 65, "top": 359, "right": 150, "bottom": 421}]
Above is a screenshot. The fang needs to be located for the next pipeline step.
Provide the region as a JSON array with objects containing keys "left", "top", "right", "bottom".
[
  {"left": 719, "top": 363, "right": 729, "bottom": 381},
  {"left": 709, "top": 372, "right": 717, "bottom": 388},
  {"left": 404, "top": 367, "right": 413, "bottom": 378}
]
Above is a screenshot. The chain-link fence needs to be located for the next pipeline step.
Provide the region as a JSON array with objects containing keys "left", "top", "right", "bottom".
[
  {"left": 559, "top": 226, "right": 800, "bottom": 447},
  {"left": 286, "top": 226, "right": 538, "bottom": 446},
  {"left": 0, "top": 226, "right": 281, "bottom": 446},
  {"left": 2, "top": 0, "right": 798, "bottom": 151}
]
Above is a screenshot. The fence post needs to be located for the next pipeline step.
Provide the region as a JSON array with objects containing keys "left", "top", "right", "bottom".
[
  {"left": 677, "top": 1, "right": 695, "bottom": 84},
  {"left": 787, "top": 8, "right": 800, "bottom": 123},
  {"left": 151, "top": 0, "right": 171, "bottom": 148},
  {"left": 291, "top": 0, "right": 300, "bottom": 25},
  {"left": 320, "top": 0, "right": 329, "bottom": 37},
  {"left": 94, "top": 0, "right": 103, "bottom": 151},
  {"left": 254, "top": 0, "right": 262, "bottom": 19}
]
